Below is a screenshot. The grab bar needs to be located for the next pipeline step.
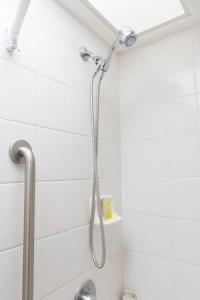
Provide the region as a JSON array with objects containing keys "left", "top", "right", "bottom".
[{"left": 9, "top": 140, "right": 35, "bottom": 300}]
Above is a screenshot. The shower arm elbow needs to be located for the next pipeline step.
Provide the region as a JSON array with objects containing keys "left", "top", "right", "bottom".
[{"left": 5, "top": 0, "right": 31, "bottom": 52}]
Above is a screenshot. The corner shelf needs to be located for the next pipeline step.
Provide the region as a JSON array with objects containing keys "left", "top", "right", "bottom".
[{"left": 94, "top": 213, "right": 122, "bottom": 226}]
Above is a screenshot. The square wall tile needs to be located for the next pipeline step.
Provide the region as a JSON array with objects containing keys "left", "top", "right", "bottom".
[
  {"left": 122, "top": 178, "right": 172, "bottom": 217},
  {"left": 168, "top": 136, "right": 200, "bottom": 176},
  {"left": 123, "top": 214, "right": 173, "bottom": 258},
  {"left": 68, "top": 180, "right": 91, "bottom": 229},
  {"left": 124, "top": 251, "right": 146, "bottom": 292},
  {"left": 0, "top": 184, "right": 23, "bottom": 251},
  {"left": 38, "top": 128, "right": 68, "bottom": 181},
  {"left": 145, "top": 256, "right": 175, "bottom": 300},
  {"left": 28, "top": 0, "right": 70, "bottom": 44},
  {"left": 121, "top": 103, "right": 166, "bottom": 142},
  {"left": 161, "top": 32, "right": 194, "bottom": 101},
  {"left": 122, "top": 139, "right": 168, "bottom": 177},
  {"left": 34, "top": 233, "right": 69, "bottom": 299},
  {"left": 99, "top": 140, "right": 121, "bottom": 179},
  {"left": 67, "top": 88, "right": 91, "bottom": 136},
  {"left": 166, "top": 95, "right": 197, "bottom": 137},
  {"left": 175, "top": 262, "right": 200, "bottom": 300},
  {"left": 36, "top": 181, "right": 69, "bottom": 239},
  {"left": 119, "top": 49, "right": 162, "bottom": 107},
  {"left": 39, "top": 76, "right": 68, "bottom": 131},
  {"left": 162, "top": 65, "right": 195, "bottom": 100},
  {"left": 99, "top": 102, "right": 120, "bottom": 141},
  {"left": 0, "top": 59, "right": 38, "bottom": 125},
  {"left": 68, "top": 226, "right": 92, "bottom": 280},
  {"left": 173, "top": 219, "right": 200, "bottom": 265},
  {"left": 67, "top": 134, "right": 92, "bottom": 179},
  {"left": 0, "top": 247, "right": 22, "bottom": 300},
  {"left": 172, "top": 178, "right": 200, "bottom": 220}
]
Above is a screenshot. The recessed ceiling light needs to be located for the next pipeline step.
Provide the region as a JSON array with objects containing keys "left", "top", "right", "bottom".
[{"left": 86, "top": 0, "right": 186, "bottom": 33}]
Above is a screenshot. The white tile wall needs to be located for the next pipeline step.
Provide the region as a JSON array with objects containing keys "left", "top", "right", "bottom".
[
  {"left": 175, "top": 262, "right": 200, "bottom": 300},
  {"left": 3, "top": 1, "right": 200, "bottom": 299},
  {"left": 0, "top": 1, "right": 122, "bottom": 299},
  {"left": 0, "top": 58, "right": 38, "bottom": 125},
  {"left": 120, "top": 26, "right": 200, "bottom": 299}
]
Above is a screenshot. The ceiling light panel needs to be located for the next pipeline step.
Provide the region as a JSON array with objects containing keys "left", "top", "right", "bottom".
[{"left": 86, "top": 0, "right": 186, "bottom": 33}]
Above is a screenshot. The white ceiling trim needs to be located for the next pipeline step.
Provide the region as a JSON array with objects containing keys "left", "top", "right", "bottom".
[{"left": 57, "top": 0, "right": 200, "bottom": 48}]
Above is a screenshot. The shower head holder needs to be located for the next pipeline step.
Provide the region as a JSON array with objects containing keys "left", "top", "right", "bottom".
[{"left": 79, "top": 47, "right": 105, "bottom": 71}]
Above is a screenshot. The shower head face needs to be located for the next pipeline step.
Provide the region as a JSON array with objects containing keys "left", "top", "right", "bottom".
[{"left": 117, "top": 26, "right": 137, "bottom": 48}]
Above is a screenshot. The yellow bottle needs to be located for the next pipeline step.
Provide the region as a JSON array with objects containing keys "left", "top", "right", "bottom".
[{"left": 101, "top": 195, "right": 112, "bottom": 219}]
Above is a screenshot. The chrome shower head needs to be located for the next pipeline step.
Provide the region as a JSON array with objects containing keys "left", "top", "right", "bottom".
[
  {"left": 79, "top": 26, "right": 137, "bottom": 72},
  {"left": 102, "top": 27, "right": 137, "bottom": 72},
  {"left": 116, "top": 26, "right": 137, "bottom": 48}
]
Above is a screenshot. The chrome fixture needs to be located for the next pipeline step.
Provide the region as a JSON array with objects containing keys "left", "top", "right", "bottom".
[
  {"left": 74, "top": 280, "right": 96, "bottom": 300},
  {"left": 9, "top": 140, "right": 35, "bottom": 300},
  {"left": 103, "top": 26, "right": 137, "bottom": 72},
  {"left": 80, "top": 26, "right": 137, "bottom": 269},
  {"left": 80, "top": 26, "right": 137, "bottom": 72},
  {"left": 80, "top": 47, "right": 104, "bottom": 70},
  {"left": 6, "top": 0, "right": 31, "bottom": 52}
]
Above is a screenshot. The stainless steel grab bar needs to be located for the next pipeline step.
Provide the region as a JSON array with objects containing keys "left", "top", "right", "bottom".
[{"left": 9, "top": 140, "right": 35, "bottom": 300}]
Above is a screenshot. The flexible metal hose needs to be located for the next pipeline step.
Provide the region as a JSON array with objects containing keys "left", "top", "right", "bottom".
[{"left": 89, "top": 69, "right": 106, "bottom": 269}]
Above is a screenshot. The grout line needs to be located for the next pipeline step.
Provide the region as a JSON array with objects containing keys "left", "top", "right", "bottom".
[
  {"left": 0, "top": 224, "right": 90, "bottom": 254},
  {"left": 0, "top": 176, "right": 121, "bottom": 185},
  {"left": 121, "top": 132, "right": 200, "bottom": 143},
  {"left": 122, "top": 212, "right": 200, "bottom": 222},
  {"left": 0, "top": 116, "right": 120, "bottom": 142},
  {"left": 36, "top": 224, "right": 89, "bottom": 243},
  {"left": 0, "top": 244, "right": 22, "bottom": 254},
  {"left": 125, "top": 249, "right": 200, "bottom": 268},
  {"left": 120, "top": 91, "right": 199, "bottom": 110},
  {"left": 122, "top": 175, "right": 200, "bottom": 179},
  {"left": 3, "top": 176, "right": 200, "bottom": 185}
]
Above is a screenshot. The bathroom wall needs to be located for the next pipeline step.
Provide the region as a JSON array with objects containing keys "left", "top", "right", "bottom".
[
  {"left": 0, "top": 0, "right": 123, "bottom": 299},
  {"left": 120, "top": 26, "right": 200, "bottom": 300}
]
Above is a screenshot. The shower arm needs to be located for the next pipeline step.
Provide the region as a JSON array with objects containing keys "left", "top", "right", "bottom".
[{"left": 5, "top": 0, "right": 31, "bottom": 52}]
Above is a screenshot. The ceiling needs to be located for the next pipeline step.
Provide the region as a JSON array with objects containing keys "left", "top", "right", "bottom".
[
  {"left": 86, "top": 0, "right": 186, "bottom": 33},
  {"left": 57, "top": 0, "right": 200, "bottom": 47}
]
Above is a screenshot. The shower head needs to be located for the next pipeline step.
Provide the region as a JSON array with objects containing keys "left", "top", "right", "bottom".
[
  {"left": 103, "top": 27, "right": 137, "bottom": 72},
  {"left": 114, "top": 26, "right": 137, "bottom": 48},
  {"left": 79, "top": 26, "right": 137, "bottom": 72}
]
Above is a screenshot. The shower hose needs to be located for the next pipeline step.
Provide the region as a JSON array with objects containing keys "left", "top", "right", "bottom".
[{"left": 90, "top": 69, "right": 106, "bottom": 269}]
